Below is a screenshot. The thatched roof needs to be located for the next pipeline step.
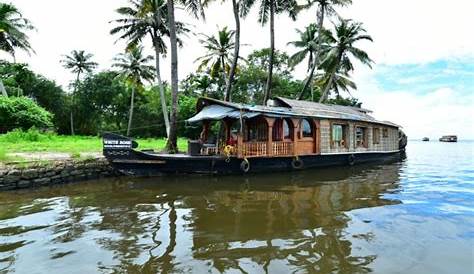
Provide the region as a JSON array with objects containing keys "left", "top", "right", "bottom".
[{"left": 189, "top": 97, "right": 400, "bottom": 128}]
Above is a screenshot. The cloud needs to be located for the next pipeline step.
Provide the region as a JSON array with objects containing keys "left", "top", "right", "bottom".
[{"left": 354, "top": 67, "right": 474, "bottom": 140}]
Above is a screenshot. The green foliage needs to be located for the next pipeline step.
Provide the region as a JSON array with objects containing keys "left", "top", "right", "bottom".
[
  {"left": 0, "top": 96, "right": 53, "bottom": 133},
  {"left": 0, "top": 3, "right": 35, "bottom": 56},
  {"left": 1, "top": 128, "right": 54, "bottom": 142},
  {"left": 0, "top": 129, "right": 188, "bottom": 156},
  {"left": 0, "top": 61, "right": 70, "bottom": 133}
]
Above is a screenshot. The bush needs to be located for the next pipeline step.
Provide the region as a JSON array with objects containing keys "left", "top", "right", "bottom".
[
  {"left": 0, "top": 96, "right": 54, "bottom": 133},
  {"left": 1, "top": 128, "right": 55, "bottom": 142}
]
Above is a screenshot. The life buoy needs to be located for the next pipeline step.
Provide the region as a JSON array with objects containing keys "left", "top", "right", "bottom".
[
  {"left": 348, "top": 154, "right": 356, "bottom": 166},
  {"left": 240, "top": 158, "right": 250, "bottom": 173},
  {"left": 291, "top": 157, "right": 304, "bottom": 169}
]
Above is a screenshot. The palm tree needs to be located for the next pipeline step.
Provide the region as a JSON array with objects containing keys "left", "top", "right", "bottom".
[
  {"left": 113, "top": 46, "right": 155, "bottom": 136},
  {"left": 318, "top": 19, "right": 373, "bottom": 103},
  {"left": 110, "top": 0, "right": 190, "bottom": 138},
  {"left": 241, "top": 0, "right": 298, "bottom": 104},
  {"left": 288, "top": 23, "right": 319, "bottom": 72},
  {"left": 313, "top": 70, "right": 356, "bottom": 100},
  {"left": 195, "top": 26, "right": 235, "bottom": 99},
  {"left": 165, "top": 0, "right": 204, "bottom": 153},
  {"left": 61, "top": 50, "right": 98, "bottom": 135},
  {"left": 297, "top": 0, "right": 352, "bottom": 100},
  {"left": 0, "top": 3, "right": 35, "bottom": 96}
]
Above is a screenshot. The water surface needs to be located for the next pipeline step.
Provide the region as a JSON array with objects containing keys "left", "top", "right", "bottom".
[{"left": 0, "top": 141, "right": 473, "bottom": 273}]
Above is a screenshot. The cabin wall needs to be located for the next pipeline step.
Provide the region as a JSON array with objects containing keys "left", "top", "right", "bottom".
[
  {"left": 320, "top": 119, "right": 398, "bottom": 154},
  {"left": 296, "top": 139, "right": 314, "bottom": 155}
]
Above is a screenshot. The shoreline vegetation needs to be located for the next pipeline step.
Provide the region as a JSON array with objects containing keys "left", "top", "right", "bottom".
[
  {"left": 1, "top": 1, "right": 374, "bottom": 155},
  {"left": 0, "top": 129, "right": 187, "bottom": 165}
]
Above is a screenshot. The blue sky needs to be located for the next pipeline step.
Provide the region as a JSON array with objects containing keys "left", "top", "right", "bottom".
[{"left": 375, "top": 60, "right": 474, "bottom": 96}]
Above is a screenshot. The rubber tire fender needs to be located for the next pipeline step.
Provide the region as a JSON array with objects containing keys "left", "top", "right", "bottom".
[
  {"left": 291, "top": 158, "right": 304, "bottom": 169},
  {"left": 240, "top": 159, "right": 250, "bottom": 173},
  {"left": 348, "top": 154, "right": 356, "bottom": 166}
]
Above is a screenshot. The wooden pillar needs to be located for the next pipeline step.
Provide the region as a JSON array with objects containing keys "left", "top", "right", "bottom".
[
  {"left": 223, "top": 119, "right": 232, "bottom": 143},
  {"left": 201, "top": 120, "right": 210, "bottom": 142},
  {"left": 314, "top": 119, "right": 321, "bottom": 154},
  {"left": 264, "top": 117, "right": 275, "bottom": 156},
  {"left": 237, "top": 133, "right": 243, "bottom": 158},
  {"left": 291, "top": 118, "right": 300, "bottom": 156}
]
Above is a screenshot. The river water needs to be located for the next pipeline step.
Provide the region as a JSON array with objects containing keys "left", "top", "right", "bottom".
[{"left": 0, "top": 141, "right": 473, "bottom": 274}]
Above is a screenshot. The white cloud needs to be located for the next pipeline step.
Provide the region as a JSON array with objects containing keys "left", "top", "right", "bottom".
[
  {"left": 10, "top": 0, "right": 474, "bottom": 87},
  {"left": 354, "top": 68, "right": 474, "bottom": 140},
  {"left": 6, "top": 0, "right": 474, "bottom": 139}
]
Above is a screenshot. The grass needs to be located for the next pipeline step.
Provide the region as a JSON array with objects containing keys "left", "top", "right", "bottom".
[{"left": 0, "top": 129, "right": 188, "bottom": 157}]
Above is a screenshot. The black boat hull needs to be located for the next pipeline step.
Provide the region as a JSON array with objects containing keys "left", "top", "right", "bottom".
[
  {"left": 107, "top": 150, "right": 403, "bottom": 176},
  {"left": 102, "top": 132, "right": 404, "bottom": 176}
]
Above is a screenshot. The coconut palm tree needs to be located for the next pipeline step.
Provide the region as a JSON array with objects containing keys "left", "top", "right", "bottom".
[
  {"left": 110, "top": 0, "right": 190, "bottom": 137},
  {"left": 0, "top": 3, "right": 35, "bottom": 96},
  {"left": 297, "top": 0, "right": 352, "bottom": 100},
  {"left": 165, "top": 0, "right": 204, "bottom": 153},
  {"left": 318, "top": 19, "right": 373, "bottom": 103},
  {"left": 61, "top": 50, "right": 98, "bottom": 135},
  {"left": 288, "top": 23, "right": 319, "bottom": 72},
  {"left": 313, "top": 70, "right": 356, "bottom": 100},
  {"left": 113, "top": 46, "right": 155, "bottom": 136},
  {"left": 195, "top": 26, "right": 235, "bottom": 99},
  {"left": 240, "top": 0, "right": 298, "bottom": 104}
]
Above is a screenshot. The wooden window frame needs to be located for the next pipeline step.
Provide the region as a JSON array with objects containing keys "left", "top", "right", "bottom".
[
  {"left": 382, "top": 128, "right": 389, "bottom": 138},
  {"left": 373, "top": 127, "right": 380, "bottom": 144},
  {"left": 299, "top": 118, "right": 314, "bottom": 140},
  {"left": 355, "top": 125, "right": 368, "bottom": 148},
  {"left": 330, "top": 120, "right": 349, "bottom": 149}
]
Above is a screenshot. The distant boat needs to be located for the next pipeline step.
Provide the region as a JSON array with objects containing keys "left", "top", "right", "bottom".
[
  {"left": 439, "top": 135, "right": 457, "bottom": 142},
  {"left": 422, "top": 137, "right": 429, "bottom": 141}
]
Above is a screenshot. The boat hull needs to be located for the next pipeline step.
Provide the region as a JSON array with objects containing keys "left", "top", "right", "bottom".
[{"left": 107, "top": 150, "right": 404, "bottom": 176}]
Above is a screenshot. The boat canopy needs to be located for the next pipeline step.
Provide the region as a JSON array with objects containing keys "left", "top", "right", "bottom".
[{"left": 186, "top": 104, "right": 260, "bottom": 123}]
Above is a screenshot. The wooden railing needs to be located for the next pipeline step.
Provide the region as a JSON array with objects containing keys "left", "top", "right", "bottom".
[
  {"left": 242, "top": 142, "right": 267, "bottom": 157},
  {"left": 272, "top": 141, "right": 293, "bottom": 156}
]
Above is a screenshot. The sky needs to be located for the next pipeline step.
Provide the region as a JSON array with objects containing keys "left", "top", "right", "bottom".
[{"left": 7, "top": 0, "right": 474, "bottom": 139}]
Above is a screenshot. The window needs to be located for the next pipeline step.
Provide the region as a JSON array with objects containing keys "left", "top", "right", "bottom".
[
  {"left": 373, "top": 128, "right": 380, "bottom": 144},
  {"left": 382, "top": 128, "right": 389, "bottom": 137},
  {"left": 272, "top": 118, "right": 293, "bottom": 141},
  {"left": 283, "top": 120, "right": 292, "bottom": 139},
  {"left": 332, "top": 124, "right": 347, "bottom": 148},
  {"left": 246, "top": 119, "right": 267, "bottom": 141},
  {"left": 300, "top": 119, "right": 313, "bottom": 138},
  {"left": 355, "top": 126, "right": 367, "bottom": 147}
]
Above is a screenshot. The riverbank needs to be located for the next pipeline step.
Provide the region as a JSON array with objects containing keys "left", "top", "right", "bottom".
[
  {"left": 0, "top": 130, "right": 188, "bottom": 164},
  {"left": 0, "top": 157, "right": 119, "bottom": 191},
  {"left": 0, "top": 131, "right": 189, "bottom": 190}
]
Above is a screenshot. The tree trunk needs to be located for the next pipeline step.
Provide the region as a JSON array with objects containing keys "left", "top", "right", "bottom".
[
  {"left": 224, "top": 0, "right": 240, "bottom": 102},
  {"left": 0, "top": 80, "right": 8, "bottom": 97},
  {"left": 154, "top": 46, "right": 170, "bottom": 137},
  {"left": 263, "top": 0, "right": 275, "bottom": 105},
  {"left": 319, "top": 52, "right": 342, "bottom": 103},
  {"left": 297, "top": 7, "right": 325, "bottom": 100},
  {"left": 319, "top": 68, "right": 337, "bottom": 103},
  {"left": 127, "top": 86, "right": 135, "bottom": 136},
  {"left": 165, "top": 0, "right": 179, "bottom": 153},
  {"left": 70, "top": 72, "right": 80, "bottom": 135}
]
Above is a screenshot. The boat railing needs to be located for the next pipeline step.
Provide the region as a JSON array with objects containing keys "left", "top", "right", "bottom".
[
  {"left": 241, "top": 142, "right": 267, "bottom": 157},
  {"left": 198, "top": 139, "right": 294, "bottom": 158},
  {"left": 272, "top": 141, "right": 293, "bottom": 156}
]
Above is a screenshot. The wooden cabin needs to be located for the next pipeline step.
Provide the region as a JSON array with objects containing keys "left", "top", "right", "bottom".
[{"left": 187, "top": 97, "right": 401, "bottom": 159}]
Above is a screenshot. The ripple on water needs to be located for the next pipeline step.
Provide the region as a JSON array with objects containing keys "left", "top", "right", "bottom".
[{"left": 0, "top": 141, "right": 473, "bottom": 273}]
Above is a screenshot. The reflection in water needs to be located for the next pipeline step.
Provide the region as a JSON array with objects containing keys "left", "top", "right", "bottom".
[
  {"left": 0, "top": 163, "right": 403, "bottom": 273},
  {"left": 3, "top": 141, "right": 474, "bottom": 273}
]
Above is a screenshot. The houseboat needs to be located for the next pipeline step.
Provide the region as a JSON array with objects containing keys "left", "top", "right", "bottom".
[
  {"left": 422, "top": 137, "right": 429, "bottom": 141},
  {"left": 103, "top": 97, "right": 407, "bottom": 176},
  {"left": 439, "top": 135, "right": 457, "bottom": 142}
]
